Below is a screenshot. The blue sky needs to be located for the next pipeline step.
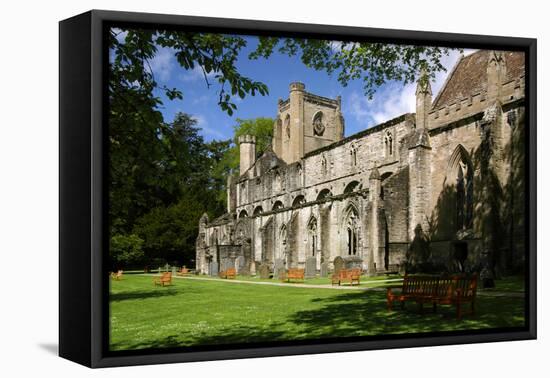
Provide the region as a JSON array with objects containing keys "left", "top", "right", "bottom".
[{"left": 120, "top": 32, "right": 469, "bottom": 142}]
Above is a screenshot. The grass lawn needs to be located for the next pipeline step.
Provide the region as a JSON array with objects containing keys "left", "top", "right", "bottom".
[{"left": 109, "top": 275, "right": 525, "bottom": 351}]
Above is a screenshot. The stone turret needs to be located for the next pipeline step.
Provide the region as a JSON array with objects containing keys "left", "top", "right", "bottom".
[
  {"left": 408, "top": 74, "right": 433, "bottom": 240},
  {"left": 238, "top": 135, "right": 256, "bottom": 176},
  {"left": 415, "top": 72, "right": 432, "bottom": 130},
  {"left": 487, "top": 51, "right": 506, "bottom": 103}
]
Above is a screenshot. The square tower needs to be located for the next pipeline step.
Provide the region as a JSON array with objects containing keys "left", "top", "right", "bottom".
[{"left": 272, "top": 82, "right": 344, "bottom": 164}]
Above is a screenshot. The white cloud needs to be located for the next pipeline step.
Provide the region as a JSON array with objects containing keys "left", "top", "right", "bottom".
[
  {"left": 345, "top": 49, "right": 465, "bottom": 129},
  {"left": 346, "top": 84, "right": 416, "bottom": 128},
  {"left": 192, "top": 114, "right": 227, "bottom": 140},
  {"left": 180, "top": 65, "right": 216, "bottom": 83},
  {"left": 149, "top": 47, "right": 175, "bottom": 83}
]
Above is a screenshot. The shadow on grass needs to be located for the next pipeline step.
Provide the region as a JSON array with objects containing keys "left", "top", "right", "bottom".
[
  {"left": 110, "top": 289, "right": 179, "bottom": 302},
  {"left": 110, "top": 324, "right": 289, "bottom": 351},
  {"left": 289, "top": 290, "right": 525, "bottom": 338}
]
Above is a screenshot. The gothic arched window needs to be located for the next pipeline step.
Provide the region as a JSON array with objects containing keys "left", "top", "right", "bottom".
[
  {"left": 284, "top": 114, "right": 291, "bottom": 138},
  {"left": 384, "top": 130, "right": 394, "bottom": 157},
  {"left": 345, "top": 207, "right": 359, "bottom": 255},
  {"left": 321, "top": 154, "right": 328, "bottom": 175},
  {"left": 308, "top": 218, "right": 318, "bottom": 257},
  {"left": 456, "top": 161, "right": 473, "bottom": 230},
  {"left": 350, "top": 143, "right": 357, "bottom": 166}
]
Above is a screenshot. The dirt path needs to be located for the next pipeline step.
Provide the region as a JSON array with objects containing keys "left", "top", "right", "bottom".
[
  {"left": 141, "top": 274, "right": 525, "bottom": 297},
  {"left": 143, "top": 273, "right": 395, "bottom": 290}
]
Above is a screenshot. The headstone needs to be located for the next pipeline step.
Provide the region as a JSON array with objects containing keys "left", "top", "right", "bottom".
[
  {"left": 344, "top": 256, "right": 363, "bottom": 270},
  {"left": 273, "top": 259, "right": 286, "bottom": 279},
  {"left": 320, "top": 261, "right": 329, "bottom": 277},
  {"left": 171, "top": 266, "right": 177, "bottom": 275},
  {"left": 235, "top": 256, "right": 246, "bottom": 274},
  {"left": 209, "top": 261, "right": 219, "bottom": 276},
  {"left": 221, "top": 258, "right": 234, "bottom": 272},
  {"left": 259, "top": 263, "right": 270, "bottom": 279},
  {"left": 333, "top": 256, "right": 345, "bottom": 275},
  {"left": 164, "top": 263, "right": 170, "bottom": 272},
  {"left": 305, "top": 256, "right": 317, "bottom": 278}
]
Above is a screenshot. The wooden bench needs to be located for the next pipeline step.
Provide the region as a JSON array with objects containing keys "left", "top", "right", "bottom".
[
  {"left": 331, "top": 268, "right": 361, "bottom": 286},
  {"left": 219, "top": 267, "right": 236, "bottom": 279},
  {"left": 176, "top": 266, "right": 190, "bottom": 276},
  {"left": 110, "top": 270, "right": 123, "bottom": 280},
  {"left": 281, "top": 268, "right": 305, "bottom": 282},
  {"left": 387, "top": 273, "right": 478, "bottom": 319},
  {"left": 153, "top": 272, "right": 172, "bottom": 286}
]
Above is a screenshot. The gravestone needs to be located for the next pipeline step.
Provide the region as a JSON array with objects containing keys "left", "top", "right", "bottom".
[
  {"left": 164, "top": 263, "right": 170, "bottom": 272},
  {"left": 305, "top": 256, "right": 317, "bottom": 278},
  {"left": 333, "top": 256, "right": 345, "bottom": 275},
  {"left": 344, "top": 256, "right": 363, "bottom": 270},
  {"left": 171, "top": 266, "right": 177, "bottom": 275},
  {"left": 259, "top": 263, "right": 270, "bottom": 279},
  {"left": 157, "top": 267, "right": 162, "bottom": 274},
  {"left": 208, "top": 261, "right": 219, "bottom": 276},
  {"left": 320, "top": 261, "right": 329, "bottom": 278},
  {"left": 221, "top": 258, "right": 234, "bottom": 272},
  {"left": 273, "top": 259, "right": 286, "bottom": 279},
  {"left": 235, "top": 256, "right": 246, "bottom": 274}
]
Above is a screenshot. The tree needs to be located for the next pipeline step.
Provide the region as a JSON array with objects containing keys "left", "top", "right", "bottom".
[
  {"left": 110, "top": 234, "right": 145, "bottom": 270},
  {"left": 133, "top": 190, "right": 207, "bottom": 266},
  {"left": 209, "top": 117, "right": 274, "bottom": 207}
]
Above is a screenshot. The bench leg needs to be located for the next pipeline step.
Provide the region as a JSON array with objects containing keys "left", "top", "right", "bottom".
[{"left": 433, "top": 302, "right": 437, "bottom": 313}]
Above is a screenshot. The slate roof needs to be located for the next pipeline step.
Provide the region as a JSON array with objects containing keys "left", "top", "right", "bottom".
[{"left": 432, "top": 50, "right": 525, "bottom": 110}]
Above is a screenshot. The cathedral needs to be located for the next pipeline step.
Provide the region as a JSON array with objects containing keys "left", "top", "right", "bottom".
[{"left": 195, "top": 50, "right": 526, "bottom": 278}]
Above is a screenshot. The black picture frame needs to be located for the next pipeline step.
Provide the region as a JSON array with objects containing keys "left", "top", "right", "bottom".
[{"left": 59, "top": 9, "right": 537, "bottom": 368}]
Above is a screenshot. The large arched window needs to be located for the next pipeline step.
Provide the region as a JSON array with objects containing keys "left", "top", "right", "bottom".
[
  {"left": 307, "top": 217, "right": 318, "bottom": 257},
  {"left": 344, "top": 207, "right": 359, "bottom": 255},
  {"left": 447, "top": 145, "right": 474, "bottom": 231},
  {"left": 456, "top": 161, "right": 473, "bottom": 230}
]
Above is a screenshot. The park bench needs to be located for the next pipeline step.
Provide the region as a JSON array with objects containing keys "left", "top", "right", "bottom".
[
  {"left": 386, "top": 273, "right": 478, "bottom": 319},
  {"left": 176, "top": 266, "right": 190, "bottom": 276},
  {"left": 376, "top": 264, "right": 401, "bottom": 276},
  {"left": 111, "top": 270, "right": 123, "bottom": 280},
  {"left": 219, "top": 267, "right": 236, "bottom": 279},
  {"left": 153, "top": 272, "right": 172, "bottom": 286},
  {"left": 281, "top": 268, "right": 305, "bottom": 282},
  {"left": 331, "top": 268, "right": 362, "bottom": 286}
]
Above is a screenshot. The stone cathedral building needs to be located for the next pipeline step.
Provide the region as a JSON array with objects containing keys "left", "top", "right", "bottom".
[{"left": 196, "top": 50, "right": 526, "bottom": 278}]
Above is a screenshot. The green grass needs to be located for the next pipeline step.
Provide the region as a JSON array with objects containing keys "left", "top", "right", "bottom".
[{"left": 109, "top": 275, "right": 526, "bottom": 351}]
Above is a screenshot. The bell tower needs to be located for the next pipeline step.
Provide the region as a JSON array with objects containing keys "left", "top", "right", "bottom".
[{"left": 273, "top": 82, "right": 344, "bottom": 164}]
